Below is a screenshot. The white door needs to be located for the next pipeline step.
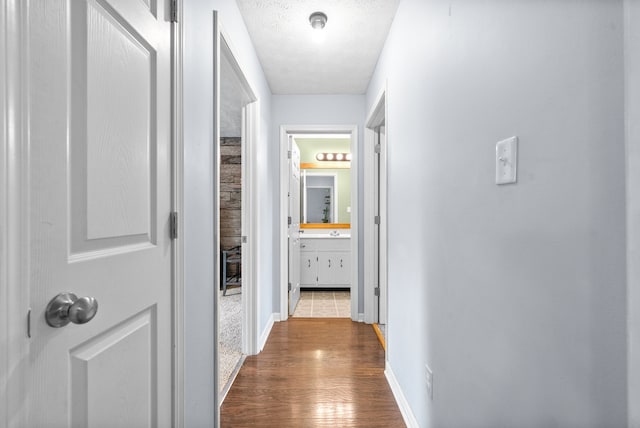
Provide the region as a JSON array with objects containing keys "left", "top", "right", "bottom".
[
  {"left": 288, "top": 137, "right": 301, "bottom": 314},
  {"left": 26, "top": 0, "right": 173, "bottom": 426}
]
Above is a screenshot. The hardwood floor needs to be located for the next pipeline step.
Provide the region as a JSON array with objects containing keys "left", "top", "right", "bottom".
[{"left": 221, "top": 318, "right": 406, "bottom": 428}]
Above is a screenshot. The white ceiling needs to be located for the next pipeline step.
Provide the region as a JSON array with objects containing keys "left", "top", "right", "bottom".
[
  {"left": 220, "top": 46, "right": 252, "bottom": 137},
  {"left": 235, "top": 0, "right": 400, "bottom": 94}
]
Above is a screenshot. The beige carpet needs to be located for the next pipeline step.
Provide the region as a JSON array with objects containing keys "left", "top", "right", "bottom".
[{"left": 219, "top": 288, "right": 242, "bottom": 393}]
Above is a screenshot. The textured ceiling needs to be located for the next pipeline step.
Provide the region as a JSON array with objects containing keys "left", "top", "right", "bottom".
[
  {"left": 235, "top": 0, "right": 400, "bottom": 94},
  {"left": 220, "top": 41, "right": 253, "bottom": 137}
]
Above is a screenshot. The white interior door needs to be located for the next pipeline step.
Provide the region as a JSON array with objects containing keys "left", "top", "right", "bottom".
[
  {"left": 25, "top": 0, "right": 173, "bottom": 426},
  {"left": 288, "top": 137, "right": 301, "bottom": 314}
]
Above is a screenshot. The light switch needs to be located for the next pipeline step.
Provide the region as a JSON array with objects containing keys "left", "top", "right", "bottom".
[{"left": 495, "top": 136, "right": 518, "bottom": 185}]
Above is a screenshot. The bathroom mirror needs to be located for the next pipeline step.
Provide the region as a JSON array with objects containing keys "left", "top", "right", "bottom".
[
  {"left": 295, "top": 137, "right": 351, "bottom": 227},
  {"left": 303, "top": 172, "right": 338, "bottom": 223}
]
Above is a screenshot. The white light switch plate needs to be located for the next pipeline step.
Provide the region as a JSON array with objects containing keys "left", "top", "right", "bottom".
[{"left": 496, "top": 136, "right": 518, "bottom": 184}]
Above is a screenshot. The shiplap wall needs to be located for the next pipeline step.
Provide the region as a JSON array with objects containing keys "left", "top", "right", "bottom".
[{"left": 220, "top": 137, "right": 241, "bottom": 250}]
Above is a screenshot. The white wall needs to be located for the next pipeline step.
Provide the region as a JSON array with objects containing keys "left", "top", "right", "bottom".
[
  {"left": 367, "top": 1, "right": 627, "bottom": 427},
  {"left": 183, "top": 0, "right": 271, "bottom": 426},
  {"left": 626, "top": 1, "right": 640, "bottom": 426},
  {"left": 271, "top": 95, "right": 366, "bottom": 312}
]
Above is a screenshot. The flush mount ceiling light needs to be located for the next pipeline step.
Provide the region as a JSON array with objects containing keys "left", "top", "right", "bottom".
[{"left": 309, "top": 11, "right": 328, "bottom": 30}]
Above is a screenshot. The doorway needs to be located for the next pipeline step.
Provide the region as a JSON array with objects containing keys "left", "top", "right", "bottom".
[
  {"left": 364, "top": 90, "right": 388, "bottom": 343},
  {"left": 279, "top": 126, "right": 359, "bottom": 321},
  {"left": 217, "top": 34, "right": 258, "bottom": 402}
]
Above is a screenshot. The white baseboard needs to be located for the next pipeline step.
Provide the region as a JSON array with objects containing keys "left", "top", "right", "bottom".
[
  {"left": 258, "top": 313, "right": 278, "bottom": 351},
  {"left": 385, "top": 362, "right": 420, "bottom": 428}
]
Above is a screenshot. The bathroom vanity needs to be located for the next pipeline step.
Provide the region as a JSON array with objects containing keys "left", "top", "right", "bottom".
[{"left": 299, "top": 230, "right": 351, "bottom": 288}]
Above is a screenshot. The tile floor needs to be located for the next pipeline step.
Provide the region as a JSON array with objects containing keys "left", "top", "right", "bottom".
[{"left": 292, "top": 289, "right": 350, "bottom": 318}]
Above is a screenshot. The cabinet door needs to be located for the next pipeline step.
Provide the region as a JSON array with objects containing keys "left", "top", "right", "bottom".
[
  {"left": 317, "top": 252, "right": 334, "bottom": 285},
  {"left": 300, "top": 251, "right": 317, "bottom": 286},
  {"left": 332, "top": 251, "right": 351, "bottom": 285}
]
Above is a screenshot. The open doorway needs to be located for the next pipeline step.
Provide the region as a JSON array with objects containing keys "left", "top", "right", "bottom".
[
  {"left": 217, "top": 34, "right": 257, "bottom": 401},
  {"left": 279, "top": 127, "right": 359, "bottom": 321},
  {"left": 364, "top": 89, "right": 388, "bottom": 349}
]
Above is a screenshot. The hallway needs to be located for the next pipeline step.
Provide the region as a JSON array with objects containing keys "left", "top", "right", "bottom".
[{"left": 220, "top": 318, "right": 405, "bottom": 427}]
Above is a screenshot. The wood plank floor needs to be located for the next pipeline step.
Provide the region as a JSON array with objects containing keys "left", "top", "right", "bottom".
[{"left": 221, "top": 318, "right": 406, "bottom": 428}]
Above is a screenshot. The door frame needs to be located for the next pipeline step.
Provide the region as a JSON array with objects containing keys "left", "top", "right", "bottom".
[
  {"left": 364, "top": 87, "right": 388, "bottom": 326},
  {"left": 172, "top": 1, "right": 185, "bottom": 425},
  {"left": 279, "top": 125, "right": 359, "bottom": 321},
  {"left": 1, "top": 1, "right": 29, "bottom": 424},
  {"left": 218, "top": 27, "right": 259, "bottom": 357}
]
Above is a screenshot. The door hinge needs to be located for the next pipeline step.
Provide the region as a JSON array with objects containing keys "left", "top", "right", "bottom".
[
  {"left": 288, "top": 282, "right": 292, "bottom": 291},
  {"left": 375, "top": 143, "right": 381, "bottom": 154},
  {"left": 27, "top": 308, "right": 31, "bottom": 338},
  {"left": 374, "top": 287, "right": 380, "bottom": 297},
  {"left": 374, "top": 215, "right": 380, "bottom": 225},
  {"left": 287, "top": 150, "right": 292, "bottom": 159},
  {"left": 242, "top": 236, "right": 247, "bottom": 244},
  {"left": 170, "top": 0, "right": 178, "bottom": 22},
  {"left": 288, "top": 216, "right": 292, "bottom": 225},
  {"left": 170, "top": 211, "right": 178, "bottom": 240}
]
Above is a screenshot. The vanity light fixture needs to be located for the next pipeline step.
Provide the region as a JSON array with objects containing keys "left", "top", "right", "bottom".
[
  {"left": 315, "top": 152, "right": 351, "bottom": 162},
  {"left": 309, "top": 11, "right": 328, "bottom": 30}
]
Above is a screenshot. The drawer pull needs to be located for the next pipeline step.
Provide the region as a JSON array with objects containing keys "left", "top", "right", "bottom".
[{"left": 340, "top": 259, "right": 343, "bottom": 268}]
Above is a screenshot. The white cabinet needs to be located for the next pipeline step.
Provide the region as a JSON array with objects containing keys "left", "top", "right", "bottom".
[
  {"left": 300, "top": 238, "right": 351, "bottom": 288},
  {"left": 300, "top": 251, "right": 317, "bottom": 285}
]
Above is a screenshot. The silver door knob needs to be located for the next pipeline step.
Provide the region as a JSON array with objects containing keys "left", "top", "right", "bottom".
[{"left": 45, "top": 292, "right": 98, "bottom": 328}]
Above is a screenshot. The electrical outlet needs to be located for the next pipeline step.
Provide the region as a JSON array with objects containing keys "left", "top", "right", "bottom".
[{"left": 425, "top": 364, "right": 433, "bottom": 400}]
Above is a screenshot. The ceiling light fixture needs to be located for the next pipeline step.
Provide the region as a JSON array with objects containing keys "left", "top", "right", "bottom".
[
  {"left": 309, "top": 11, "right": 328, "bottom": 30},
  {"left": 315, "top": 152, "right": 351, "bottom": 162}
]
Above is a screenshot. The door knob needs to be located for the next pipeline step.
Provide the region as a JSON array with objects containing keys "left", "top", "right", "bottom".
[{"left": 45, "top": 292, "right": 99, "bottom": 328}]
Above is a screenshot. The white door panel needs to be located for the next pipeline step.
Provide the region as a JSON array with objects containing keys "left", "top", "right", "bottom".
[
  {"left": 26, "top": 0, "right": 172, "bottom": 426},
  {"left": 288, "top": 138, "right": 301, "bottom": 314}
]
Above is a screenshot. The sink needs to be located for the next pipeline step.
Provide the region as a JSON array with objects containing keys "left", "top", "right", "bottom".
[{"left": 300, "top": 233, "right": 350, "bottom": 239}]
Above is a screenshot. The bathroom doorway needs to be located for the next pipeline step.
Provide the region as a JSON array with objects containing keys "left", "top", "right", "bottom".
[{"left": 279, "top": 126, "right": 359, "bottom": 321}]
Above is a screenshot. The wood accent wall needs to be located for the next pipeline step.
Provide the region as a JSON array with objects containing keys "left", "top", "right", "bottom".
[{"left": 220, "top": 137, "right": 241, "bottom": 250}]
